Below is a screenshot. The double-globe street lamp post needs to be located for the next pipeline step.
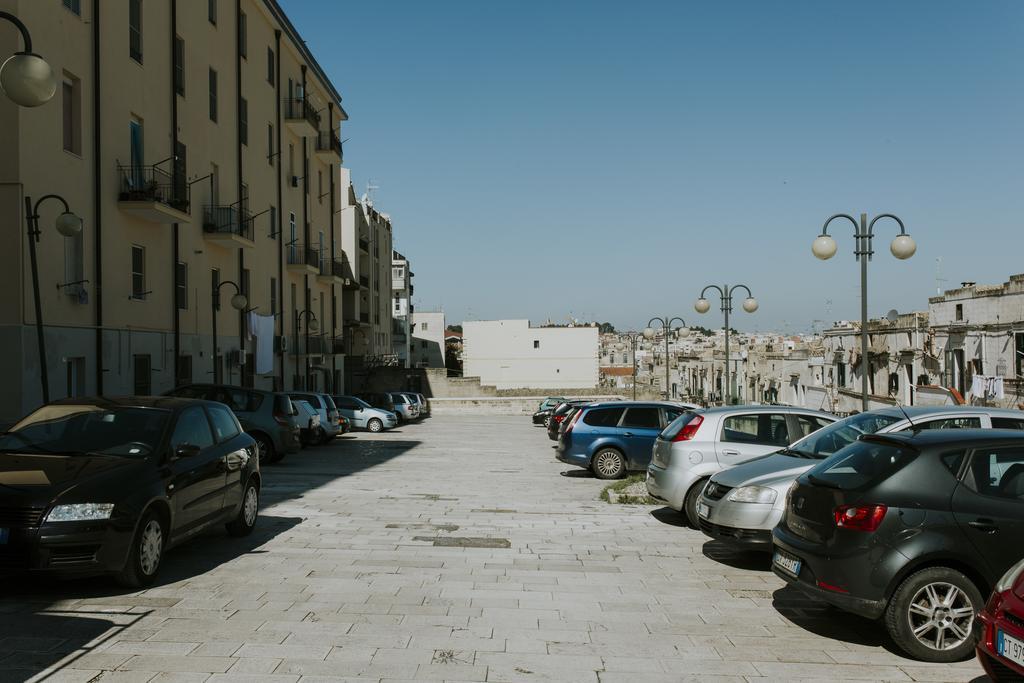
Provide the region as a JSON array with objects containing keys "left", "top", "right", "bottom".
[
  {"left": 643, "top": 317, "right": 688, "bottom": 401},
  {"left": 212, "top": 282, "right": 248, "bottom": 383},
  {"left": 695, "top": 285, "right": 758, "bottom": 404},
  {"left": 812, "top": 213, "right": 916, "bottom": 412},
  {"left": 614, "top": 332, "right": 643, "bottom": 400},
  {"left": 0, "top": 11, "right": 57, "bottom": 107}
]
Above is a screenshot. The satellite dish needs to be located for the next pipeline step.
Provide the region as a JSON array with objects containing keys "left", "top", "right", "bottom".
[{"left": 886, "top": 309, "right": 899, "bottom": 322}]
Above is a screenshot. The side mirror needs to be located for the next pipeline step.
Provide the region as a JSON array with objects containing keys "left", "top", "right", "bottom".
[{"left": 174, "top": 443, "right": 201, "bottom": 459}]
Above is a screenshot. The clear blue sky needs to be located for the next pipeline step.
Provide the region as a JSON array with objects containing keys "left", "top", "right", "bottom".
[{"left": 281, "top": 0, "right": 1024, "bottom": 333}]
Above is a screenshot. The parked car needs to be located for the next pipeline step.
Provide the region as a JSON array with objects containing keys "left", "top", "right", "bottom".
[
  {"left": 389, "top": 392, "right": 420, "bottom": 423},
  {"left": 538, "top": 397, "right": 568, "bottom": 412},
  {"left": 292, "top": 400, "right": 322, "bottom": 447},
  {"left": 337, "top": 414, "right": 351, "bottom": 435},
  {"left": 333, "top": 395, "right": 398, "bottom": 432},
  {"left": 976, "top": 557, "right": 1024, "bottom": 680},
  {"left": 557, "top": 401, "right": 699, "bottom": 479},
  {"left": 697, "top": 406, "right": 1024, "bottom": 549},
  {"left": 287, "top": 392, "right": 341, "bottom": 444},
  {"left": 772, "top": 429, "right": 1024, "bottom": 662},
  {"left": 645, "top": 405, "right": 837, "bottom": 526},
  {"left": 0, "top": 397, "right": 260, "bottom": 586},
  {"left": 165, "top": 383, "right": 301, "bottom": 464},
  {"left": 532, "top": 407, "right": 554, "bottom": 426},
  {"left": 403, "top": 392, "right": 430, "bottom": 418},
  {"left": 548, "top": 400, "right": 592, "bottom": 440},
  {"left": 358, "top": 392, "right": 397, "bottom": 414}
]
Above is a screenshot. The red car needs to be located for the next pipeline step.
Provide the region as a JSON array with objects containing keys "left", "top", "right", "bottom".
[{"left": 977, "top": 557, "right": 1024, "bottom": 680}]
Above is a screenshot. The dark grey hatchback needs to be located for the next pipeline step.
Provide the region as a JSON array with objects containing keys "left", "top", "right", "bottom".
[
  {"left": 772, "top": 429, "right": 1024, "bottom": 662},
  {"left": 0, "top": 398, "right": 260, "bottom": 586}
]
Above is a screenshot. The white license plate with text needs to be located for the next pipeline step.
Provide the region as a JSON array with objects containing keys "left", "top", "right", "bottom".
[
  {"left": 773, "top": 551, "right": 801, "bottom": 577},
  {"left": 697, "top": 502, "right": 710, "bottom": 519},
  {"left": 999, "top": 630, "right": 1024, "bottom": 668}
]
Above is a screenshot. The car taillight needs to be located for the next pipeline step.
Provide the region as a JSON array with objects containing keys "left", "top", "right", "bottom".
[
  {"left": 554, "top": 414, "right": 566, "bottom": 424},
  {"left": 834, "top": 504, "right": 887, "bottom": 532},
  {"left": 564, "top": 411, "right": 583, "bottom": 434},
  {"left": 672, "top": 415, "right": 704, "bottom": 442}
]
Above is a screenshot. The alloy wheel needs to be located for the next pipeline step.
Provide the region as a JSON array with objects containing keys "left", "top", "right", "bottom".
[
  {"left": 139, "top": 519, "right": 163, "bottom": 576},
  {"left": 368, "top": 419, "right": 382, "bottom": 433},
  {"left": 594, "top": 451, "right": 623, "bottom": 478},
  {"left": 242, "top": 486, "right": 258, "bottom": 527},
  {"left": 907, "top": 581, "right": 975, "bottom": 651}
]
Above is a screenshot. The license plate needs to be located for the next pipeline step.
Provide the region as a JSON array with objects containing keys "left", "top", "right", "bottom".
[
  {"left": 773, "top": 550, "right": 801, "bottom": 577},
  {"left": 0, "top": 528, "right": 8, "bottom": 545},
  {"left": 999, "top": 630, "right": 1024, "bottom": 667},
  {"left": 697, "top": 502, "right": 710, "bottom": 519}
]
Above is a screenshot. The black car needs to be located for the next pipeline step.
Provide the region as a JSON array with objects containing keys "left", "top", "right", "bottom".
[
  {"left": 532, "top": 408, "right": 553, "bottom": 426},
  {"left": 772, "top": 429, "right": 1024, "bottom": 663},
  {"left": 547, "top": 401, "right": 591, "bottom": 441},
  {"left": 0, "top": 397, "right": 260, "bottom": 587}
]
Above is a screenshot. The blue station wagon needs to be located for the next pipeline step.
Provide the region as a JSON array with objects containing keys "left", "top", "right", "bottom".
[{"left": 556, "top": 401, "right": 699, "bottom": 479}]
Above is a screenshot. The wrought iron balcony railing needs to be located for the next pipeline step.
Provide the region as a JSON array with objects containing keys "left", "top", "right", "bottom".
[
  {"left": 284, "top": 98, "right": 321, "bottom": 129},
  {"left": 287, "top": 244, "right": 320, "bottom": 268},
  {"left": 203, "top": 205, "right": 253, "bottom": 240},
  {"left": 315, "top": 130, "right": 343, "bottom": 159},
  {"left": 118, "top": 165, "right": 190, "bottom": 213}
]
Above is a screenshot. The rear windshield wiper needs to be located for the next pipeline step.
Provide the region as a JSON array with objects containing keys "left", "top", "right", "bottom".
[
  {"left": 806, "top": 473, "right": 841, "bottom": 489},
  {"left": 779, "top": 448, "right": 817, "bottom": 459}
]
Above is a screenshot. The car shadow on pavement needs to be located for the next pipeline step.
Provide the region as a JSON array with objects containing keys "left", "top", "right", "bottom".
[
  {"left": 701, "top": 540, "right": 771, "bottom": 571},
  {"left": 0, "top": 610, "right": 124, "bottom": 680},
  {"left": 771, "top": 584, "right": 904, "bottom": 654},
  {"left": 559, "top": 469, "right": 594, "bottom": 478},
  {"left": 649, "top": 506, "right": 690, "bottom": 527}
]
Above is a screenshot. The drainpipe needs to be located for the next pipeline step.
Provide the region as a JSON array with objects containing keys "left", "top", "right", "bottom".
[
  {"left": 171, "top": 0, "right": 180, "bottom": 386},
  {"left": 236, "top": 0, "right": 245, "bottom": 382},
  {"left": 92, "top": 0, "right": 103, "bottom": 394},
  {"left": 301, "top": 65, "right": 309, "bottom": 391},
  {"left": 328, "top": 103, "right": 336, "bottom": 390},
  {"left": 274, "top": 30, "right": 283, "bottom": 390}
]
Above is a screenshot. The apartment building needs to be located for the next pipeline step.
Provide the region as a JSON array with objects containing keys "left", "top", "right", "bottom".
[
  {"left": 391, "top": 250, "right": 413, "bottom": 367},
  {"left": 0, "top": 0, "right": 349, "bottom": 423},
  {"left": 409, "top": 310, "right": 445, "bottom": 368}
]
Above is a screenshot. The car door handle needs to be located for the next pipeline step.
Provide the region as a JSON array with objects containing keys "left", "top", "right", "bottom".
[
  {"left": 622, "top": 432, "right": 633, "bottom": 437},
  {"left": 722, "top": 450, "right": 740, "bottom": 456},
  {"left": 968, "top": 518, "right": 999, "bottom": 533}
]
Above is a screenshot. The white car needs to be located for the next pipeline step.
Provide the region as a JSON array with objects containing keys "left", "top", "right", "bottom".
[{"left": 332, "top": 395, "right": 398, "bottom": 432}]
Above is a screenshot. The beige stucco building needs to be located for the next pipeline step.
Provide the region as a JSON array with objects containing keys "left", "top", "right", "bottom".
[{"left": 0, "top": 0, "right": 358, "bottom": 423}]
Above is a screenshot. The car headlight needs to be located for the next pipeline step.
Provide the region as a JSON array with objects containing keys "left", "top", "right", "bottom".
[
  {"left": 45, "top": 503, "right": 115, "bottom": 523},
  {"left": 996, "top": 557, "right": 1024, "bottom": 594},
  {"left": 726, "top": 486, "right": 777, "bottom": 505}
]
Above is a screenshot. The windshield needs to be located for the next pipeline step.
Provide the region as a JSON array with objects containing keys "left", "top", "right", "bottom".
[
  {"left": 788, "top": 412, "right": 902, "bottom": 459},
  {"left": 806, "top": 439, "right": 916, "bottom": 489},
  {"left": 1, "top": 405, "right": 170, "bottom": 457}
]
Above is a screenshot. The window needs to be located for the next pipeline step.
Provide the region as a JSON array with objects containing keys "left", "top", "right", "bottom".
[
  {"left": 1016, "top": 333, "right": 1024, "bottom": 378},
  {"left": 795, "top": 415, "right": 832, "bottom": 439},
  {"left": 239, "top": 97, "right": 247, "bottom": 145},
  {"left": 910, "top": 417, "right": 982, "bottom": 431},
  {"left": 288, "top": 143, "right": 294, "bottom": 178},
  {"left": 171, "top": 407, "right": 215, "bottom": 451},
  {"left": 176, "top": 354, "right": 192, "bottom": 386},
  {"left": 64, "top": 216, "right": 84, "bottom": 300},
  {"left": 318, "top": 170, "right": 323, "bottom": 204},
  {"left": 267, "top": 47, "right": 275, "bottom": 85},
  {"left": 421, "top": 322, "right": 429, "bottom": 331},
  {"left": 133, "top": 354, "right": 151, "bottom": 395},
  {"left": 582, "top": 407, "right": 625, "bottom": 427},
  {"left": 721, "top": 413, "right": 790, "bottom": 446},
  {"left": 888, "top": 372, "right": 899, "bottom": 395},
  {"left": 621, "top": 407, "right": 661, "bottom": 429},
  {"left": 267, "top": 124, "right": 274, "bottom": 165},
  {"left": 63, "top": 0, "right": 81, "bottom": 15},
  {"left": 239, "top": 11, "right": 247, "bottom": 58},
  {"left": 808, "top": 440, "right": 915, "bottom": 489},
  {"left": 129, "top": 116, "right": 144, "bottom": 176},
  {"left": 955, "top": 304, "right": 964, "bottom": 321},
  {"left": 289, "top": 212, "right": 296, "bottom": 244},
  {"left": 130, "top": 245, "right": 146, "bottom": 299},
  {"left": 269, "top": 205, "right": 277, "bottom": 238},
  {"left": 663, "top": 408, "right": 685, "bottom": 425},
  {"left": 208, "top": 405, "right": 242, "bottom": 442},
  {"left": 129, "top": 0, "right": 142, "bottom": 62},
  {"left": 208, "top": 0, "right": 217, "bottom": 25},
  {"left": 66, "top": 357, "right": 86, "bottom": 398},
  {"left": 173, "top": 37, "right": 185, "bottom": 96},
  {"left": 212, "top": 268, "right": 221, "bottom": 310},
  {"left": 533, "top": 340, "right": 540, "bottom": 349},
  {"left": 836, "top": 362, "right": 846, "bottom": 388},
  {"left": 270, "top": 277, "right": 277, "bottom": 316},
  {"left": 62, "top": 74, "right": 81, "bottom": 154},
  {"left": 992, "top": 418, "right": 1024, "bottom": 430},
  {"left": 176, "top": 261, "right": 188, "bottom": 310},
  {"left": 209, "top": 68, "right": 218, "bottom": 121},
  {"left": 964, "top": 448, "right": 1024, "bottom": 500}
]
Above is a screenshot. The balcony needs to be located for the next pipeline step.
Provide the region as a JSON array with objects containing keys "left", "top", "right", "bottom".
[
  {"left": 118, "top": 165, "right": 191, "bottom": 223},
  {"left": 315, "top": 130, "right": 342, "bottom": 162},
  {"left": 359, "top": 312, "right": 369, "bottom": 324},
  {"left": 358, "top": 237, "right": 370, "bottom": 253},
  {"left": 287, "top": 244, "right": 320, "bottom": 275},
  {"left": 340, "top": 255, "right": 360, "bottom": 290},
  {"left": 317, "top": 256, "right": 345, "bottom": 284},
  {"left": 202, "top": 206, "right": 254, "bottom": 248},
  {"left": 359, "top": 275, "right": 369, "bottom": 289},
  {"left": 284, "top": 98, "right": 320, "bottom": 138}
]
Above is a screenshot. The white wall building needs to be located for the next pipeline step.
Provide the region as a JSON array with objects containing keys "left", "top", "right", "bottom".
[
  {"left": 462, "top": 320, "right": 599, "bottom": 390},
  {"left": 391, "top": 251, "right": 413, "bottom": 367},
  {"left": 410, "top": 311, "right": 446, "bottom": 368}
]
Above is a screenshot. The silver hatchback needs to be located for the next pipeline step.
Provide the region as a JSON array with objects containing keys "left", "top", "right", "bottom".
[
  {"left": 645, "top": 405, "right": 837, "bottom": 527},
  {"left": 698, "top": 406, "right": 1024, "bottom": 550}
]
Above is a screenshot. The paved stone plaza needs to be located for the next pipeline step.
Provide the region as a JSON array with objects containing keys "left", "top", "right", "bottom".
[{"left": 0, "top": 416, "right": 987, "bottom": 682}]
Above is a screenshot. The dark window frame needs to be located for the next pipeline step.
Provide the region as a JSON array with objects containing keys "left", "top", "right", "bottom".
[
  {"left": 208, "top": 68, "right": 218, "bottom": 122},
  {"left": 129, "top": 0, "right": 143, "bottom": 63}
]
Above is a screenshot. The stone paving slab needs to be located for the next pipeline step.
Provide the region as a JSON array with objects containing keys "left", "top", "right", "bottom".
[{"left": 0, "top": 416, "right": 988, "bottom": 682}]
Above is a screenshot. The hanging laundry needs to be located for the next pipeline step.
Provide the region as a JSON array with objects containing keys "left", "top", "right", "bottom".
[{"left": 248, "top": 313, "right": 275, "bottom": 375}]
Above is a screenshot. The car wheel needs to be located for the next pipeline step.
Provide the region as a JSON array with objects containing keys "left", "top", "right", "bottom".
[
  {"left": 683, "top": 478, "right": 708, "bottom": 528},
  {"left": 367, "top": 418, "right": 383, "bottom": 433},
  {"left": 884, "top": 566, "right": 983, "bottom": 662},
  {"left": 226, "top": 480, "right": 259, "bottom": 537},
  {"left": 117, "top": 510, "right": 165, "bottom": 588},
  {"left": 253, "top": 433, "right": 275, "bottom": 465},
  {"left": 544, "top": 416, "right": 551, "bottom": 428},
  {"left": 592, "top": 448, "right": 626, "bottom": 480}
]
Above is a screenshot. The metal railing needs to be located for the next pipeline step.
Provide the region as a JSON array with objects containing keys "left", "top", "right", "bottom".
[
  {"left": 118, "top": 165, "right": 190, "bottom": 213},
  {"left": 315, "top": 130, "right": 342, "bottom": 159},
  {"left": 202, "top": 206, "right": 253, "bottom": 240},
  {"left": 358, "top": 237, "right": 369, "bottom": 252},
  {"left": 287, "top": 243, "right": 320, "bottom": 268},
  {"left": 320, "top": 256, "right": 345, "bottom": 279},
  {"left": 284, "top": 98, "right": 321, "bottom": 129}
]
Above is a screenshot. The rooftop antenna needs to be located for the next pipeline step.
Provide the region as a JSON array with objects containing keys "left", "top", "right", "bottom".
[{"left": 935, "top": 257, "right": 947, "bottom": 295}]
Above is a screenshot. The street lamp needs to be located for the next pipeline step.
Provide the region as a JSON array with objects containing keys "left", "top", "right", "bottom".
[
  {"left": 643, "top": 317, "right": 688, "bottom": 400},
  {"left": 0, "top": 12, "right": 56, "bottom": 107},
  {"left": 694, "top": 284, "right": 757, "bottom": 405},
  {"left": 24, "top": 194, "right": 82, "bottom": 404},
  {"left": 212, "top": 281, "right": 248, "bottom": 383},
  {"left": 615, "top": 332, "right": 644, "bottom": 400},
  {"left": 295, "top": 310, "right": 319, "bottom": 389},
  {"left": 812, "top": 213, "right": 916, "bottom": 411}
]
